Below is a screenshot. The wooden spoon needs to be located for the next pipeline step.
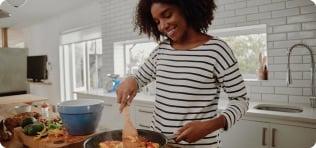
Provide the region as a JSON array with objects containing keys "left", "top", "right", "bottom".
[{"left": 122, "top": 106, "right": 139, "bottom": 148}]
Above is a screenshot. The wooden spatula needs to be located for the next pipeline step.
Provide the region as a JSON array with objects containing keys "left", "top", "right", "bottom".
[{"left": 122, "top": 106, "right": 139, "bottom": 148}]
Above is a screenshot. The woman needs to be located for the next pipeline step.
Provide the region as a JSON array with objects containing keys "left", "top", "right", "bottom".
[{"left": 116, "top": 0, "right": 249, "bottom": 147}]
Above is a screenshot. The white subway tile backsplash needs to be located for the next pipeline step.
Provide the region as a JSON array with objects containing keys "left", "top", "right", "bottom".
[
  {"left": 236, "top": 7, "right": 258, "bottom": 15},
  {"left": 273, "top": 40, "right": 301, "bottom": 48},
  {"left": 260, "top": 17, "right": 287, "bottom": 26},
  {"left": 268, "top": 48, "right": 287, "bottom": 57},
  {"left": 259, "top": 2, "right": 285, "bottom": 12},
  {"left": 268, "top": 72, "right": 274, "bottom": 80},
  {"left": 261, "top": 80, "right": 287, "bottom": 86},
  {"left": 272, "top": 0, "right": 286, "bottom": 2},
  {"left": 273, "top": 56, "right": 302, "bottom": 64},
  {"left": 275, "top": 87, "right": 302, "bottom": 95},
  {"left": 249, "top": 93, "right": 262, "bottom": 101},
  {"left": 289, "top": 64, "right": 311, "bottom": 71},
  {"left": 287, "top": 13, "right": 316, "bottom": 24},
  {"left": 262, "top": 94, "right": 288, "bottom": 103},
  {"left": 268, "top": 64, "right": 287, "bottom": 71},
  {"left": 215, "top": 10, "right": 235, "bottom": 18},
  {"left": 272, "top": 8, "right": 299, "bottom": 18},
  {"left": 303, "top": 71, "right": 312, "bottom": 80},
  {"left": 289, "top": 95, "right": 311, "bottom": 104},
  {"left": 216, "top": 0, "right": 235, "bottom": 5},
  {"left": 303, "top": 38, "right": 316, "bottom": 46},
  {"left": 274, "top": 71, "right": 303, "bottom": 80},
  {"left": 300, "top": 5, "right": 316, "bottom": 14},
  {"left": 236, "top": 20, "right": 260, "bottom": 27},
  {"left": 303, "top": 88, "right": 312, "bottom": 96},
  {"left": 302, "top": 22, "right": 316, "bottom": 30},
  {"left": 100, "top": 0, "right": 316, "bottom": 104},
  {"left": 225, "top": 1, "right": 246, "bottom": 10},
  {"left": 267, "top": 33, "right": 286, "bottom": 41},
  {"left": 213, "top": 19, "right": 226, "bottom": 25},
  {"left": 268, "top": 42, "right": 274, "bottom": 49},
  {"left": 225, "top": 16, "right": 246, "bottom": 24},
  {"left": 247, "top": 12, "right": 271, "bottom": 21},
  {"left": 288, "top": 80, "right": 313, "bottom": 87},
  {"left": 249, "top": 86, "right": 274, "bottom": 93},
  {"left": 245, "top": 80, "right": 261, "bottom": 86},
  {"left": 246, "top": 0, "right": 271, "bottom": 7},
  {"left": 286, "top": 0, "right": 314, "bottom": 8},
  {"left": 267, "top": 27, "right": 273, "bottom": 33},
  {"left": 273, "top": 24, "right": 301, "bottom": 33},
  {"left": 287, "top": 31, "right": 315, "bottom": 40}
]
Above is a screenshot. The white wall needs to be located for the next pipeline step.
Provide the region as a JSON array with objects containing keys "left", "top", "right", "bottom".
[
  {"left": 100, "top": 0, "right": 316, "bottom": 104},
  {"left": 23, "top": 0, "right": 101, "bottom": 105}
]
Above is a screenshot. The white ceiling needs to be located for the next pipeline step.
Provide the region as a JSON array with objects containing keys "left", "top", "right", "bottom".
[
  {"left": 0, "top": 0, "right": 93, "bottom": 47},
  {"left": 0, "top": 0, "right": 92, "bottom": 28}
]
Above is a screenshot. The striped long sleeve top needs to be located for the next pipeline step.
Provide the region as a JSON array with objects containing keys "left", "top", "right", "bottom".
[{"left": 133, "top": 37, "right": 249, "bottom": 148}]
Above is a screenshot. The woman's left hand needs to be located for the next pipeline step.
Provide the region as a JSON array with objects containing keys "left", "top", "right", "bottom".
[{"left": 175, "top": 116, "right": 226, "bottom": 143}]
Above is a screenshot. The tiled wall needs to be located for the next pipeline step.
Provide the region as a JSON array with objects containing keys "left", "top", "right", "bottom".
[{"left": 100, "top": 0, "right": 316, "bottom": 104}]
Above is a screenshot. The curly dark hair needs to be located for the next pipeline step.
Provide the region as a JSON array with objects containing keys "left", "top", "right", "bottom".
[{"left": 134, "top": 0, "right": 217, "bottom": 42}]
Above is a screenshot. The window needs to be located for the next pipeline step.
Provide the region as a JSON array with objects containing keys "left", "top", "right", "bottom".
[
  {"left": 210, "top": 24, "right": 267, "bottom": 79},
  {"left": 114, "top": 39, "right": 158, "bottom": 77},
  {"left": 114, "top": 25, "right": 267, "bottom": 80},
  {"left": 59, "top": 26, "right": 102, "bottom": 101}
]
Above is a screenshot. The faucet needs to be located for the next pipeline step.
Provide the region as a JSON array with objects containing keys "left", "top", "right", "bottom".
[{"left": 287, "top": 43, "right": 315, "bottom": 96}]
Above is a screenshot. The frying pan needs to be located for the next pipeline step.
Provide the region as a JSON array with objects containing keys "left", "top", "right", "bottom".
[{"left": 84, "top": 129, "right": 168, "bottom": 148}]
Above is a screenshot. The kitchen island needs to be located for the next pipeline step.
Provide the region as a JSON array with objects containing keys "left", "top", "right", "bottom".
[{"left": 75, "top": 89, "right": 316, "bottom": 148}]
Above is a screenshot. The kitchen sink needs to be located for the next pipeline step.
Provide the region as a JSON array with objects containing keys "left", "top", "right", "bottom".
[{"left": 254, "top": 104, "right": 303, "bottom": 113}]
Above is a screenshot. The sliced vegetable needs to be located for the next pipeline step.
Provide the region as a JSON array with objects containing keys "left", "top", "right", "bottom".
[
  {"left": 21, "top": 117, "right": 37, "bottom": 128},
  {"left": 23, "top": 123, "right": 44, "bottom": 136}
]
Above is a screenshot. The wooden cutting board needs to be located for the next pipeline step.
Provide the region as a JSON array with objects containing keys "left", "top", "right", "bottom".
[{"left": 13, "top": 127, "right": 91, "bottom": 148}]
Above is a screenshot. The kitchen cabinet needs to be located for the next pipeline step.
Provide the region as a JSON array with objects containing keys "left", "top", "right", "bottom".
[
  {"left": 76, "top": 92, "right": 316, "bottom": 148},
  {"left": 134, "top": 105, "right": 154, "bottom": 130},
  {"left": 221, "top": 119, "right": 316, "bottom": 148},
  {"left": 270, "top": 123, "right": 316, "bottom": 148}
]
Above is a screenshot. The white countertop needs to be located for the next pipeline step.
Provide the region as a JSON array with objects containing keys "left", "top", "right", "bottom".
[
  {"left": 75, "top": 90, "right": 316, "bottom": 125},
  {"left": 0, "top": 94, "right": 48, "bottom": 105}
]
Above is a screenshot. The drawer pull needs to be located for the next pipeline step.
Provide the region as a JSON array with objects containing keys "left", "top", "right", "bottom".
[
  {"left": 272, "top": 128, "right": 276, "bottom": 147},
  {"left": 139, "top": 124, "right": 151, "bottom": 129},
  {"left": 138, "top": 109, "right": 153, "bottom": 114},
  {"left": 262, "top": 127, "right": 267, "bottom": 146}
]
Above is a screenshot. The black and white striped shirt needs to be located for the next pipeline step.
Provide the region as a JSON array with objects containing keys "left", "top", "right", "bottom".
[{"left": 133, "top": 37, "right": 249, "bottom": 148}]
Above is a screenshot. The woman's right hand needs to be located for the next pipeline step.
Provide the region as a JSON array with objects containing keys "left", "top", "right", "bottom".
[{"left": 116, "top": 76, "right": 138, "bottom": 112}]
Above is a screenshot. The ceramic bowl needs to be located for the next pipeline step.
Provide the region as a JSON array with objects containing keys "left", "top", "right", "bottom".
[{"left": 57, "top": 99, "right": 104, "bottom": 135}]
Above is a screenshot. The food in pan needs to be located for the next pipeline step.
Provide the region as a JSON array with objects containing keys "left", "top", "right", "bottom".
[{"left": 99, "top": 136, "right": 159, "bottom": 148}]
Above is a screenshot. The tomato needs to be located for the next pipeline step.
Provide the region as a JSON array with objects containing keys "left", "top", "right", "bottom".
[{"left": 146, "top": 142, "right": 155, "bottom": 148}]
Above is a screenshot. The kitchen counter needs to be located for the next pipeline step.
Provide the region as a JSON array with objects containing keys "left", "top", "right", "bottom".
[
  {"left": 0, "top": 94, "right": 48, "bottom": 105},
  {"left": 75, "top": 90, "right": 316, "bottom": 126}
]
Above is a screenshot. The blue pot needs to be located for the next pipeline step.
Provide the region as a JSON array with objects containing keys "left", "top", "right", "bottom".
[{"left": 57, "top": 99, "right": 104, "bottom": 135}]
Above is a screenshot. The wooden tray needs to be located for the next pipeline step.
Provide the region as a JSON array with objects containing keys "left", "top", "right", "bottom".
[{"left": 13, "top": 127, "right": 91, "bottom": 148}]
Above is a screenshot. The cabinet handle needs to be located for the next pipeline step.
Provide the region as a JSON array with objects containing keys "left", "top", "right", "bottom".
[
  {"left": 272, "top": 128, "right": 276, "bottom": 147},
  {"left": 138, "top": 109, "right": 153, "bottom": 114},
  {"left": 262, "top": 127, "right": 267, "bottom": 146},
  {"left": 138, "top": 124, "right": 151, "bottom": 129}
]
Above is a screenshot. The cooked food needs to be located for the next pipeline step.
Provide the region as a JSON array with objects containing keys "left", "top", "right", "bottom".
[
  {"left": 5, "top": 112, "right": 41, "bottom": 131},
  {"left": 21, "top": 117, "right": 37, "bottom": 128},
  {"left": 99, "top": 136, "right": 159, "bottom": 148},
  {"left": 23, "top": 123, "right": 44, "bottom": 136}
]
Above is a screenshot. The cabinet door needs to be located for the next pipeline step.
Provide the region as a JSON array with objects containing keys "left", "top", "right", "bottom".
[
  {"left": 97, "top": 101, "right": 117, "bottom": 130},
  {"left": 221, "top": 120, "right": 270, "bottom": 148},
  {"left": 270, "top": 124, "right": 316, "bottom": 148},
  {"left": 134, "top": 106, "right": 154, "bottom": 130}
]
